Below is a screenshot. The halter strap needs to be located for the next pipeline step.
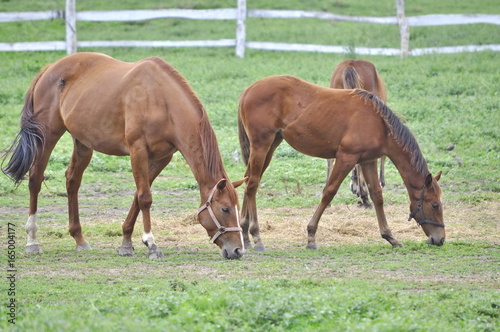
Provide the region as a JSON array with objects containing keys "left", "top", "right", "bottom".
[
  {"left": 408, "top": 186, "right": 445, "bottom": 228},
  {"left": 197, "top": 179, "right": 242, "bottom": 243}
]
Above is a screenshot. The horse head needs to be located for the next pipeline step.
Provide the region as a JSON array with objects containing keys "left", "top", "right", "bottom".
[
  {"left": 197, "top": 178, "right": 246, "bottom": 259},
  {"left": 409, "top": 171, "right": 445, "bottom": 245}
]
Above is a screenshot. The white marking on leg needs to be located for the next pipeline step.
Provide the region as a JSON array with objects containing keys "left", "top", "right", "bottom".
[
  {"left": 142, "top": 231, "right": 156, "bottom": 248},
  {"left": 26, "top": 214, "right": 39, "bottom": 246}
]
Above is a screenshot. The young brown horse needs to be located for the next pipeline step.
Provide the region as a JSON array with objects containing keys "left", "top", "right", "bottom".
[
  {"left": 328, "top": 59, "right": 387, "bottom": 208},
  {"left": 238, "top": 75, "right": 445, "bottom": 251},
  {"left": 3, "top": 52, "right": 245, "bottom": 259}
]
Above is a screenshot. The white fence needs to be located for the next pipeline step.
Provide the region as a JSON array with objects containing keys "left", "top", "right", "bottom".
[{"left": 0, "top": 0, "right": 499, "bottom": 57}]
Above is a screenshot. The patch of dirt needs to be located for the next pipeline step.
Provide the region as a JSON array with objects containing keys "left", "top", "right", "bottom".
[{"left": 4, "top": 196, "right": 499, "bottom": 248}]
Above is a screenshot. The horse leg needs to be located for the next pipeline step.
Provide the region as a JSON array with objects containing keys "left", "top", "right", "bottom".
[
  {"left": 357, "top": 165, "right": 372, "bottom": 209},
  {"left": 326, "top": 159, "right": 334, "bottom": 207},
  {"left": 241, "top": 134, "right": 282, "bottom": 251},
  {"left": 118, "top": 155, "right": 171, "bottom": 257},
  {"left": 360, "top": 161, "right": 402, "bottom": 247},
  {"left": 26, "top": 132, "right": 64, "bottom": 254},
  {"left": 307, "top": 154, "right": 356, "bottom": 249},
  {"left": 379, "top": 156, "right": 386, "bottom": 188},
  {"left": 66, "top": 139, "right": 93, "bottom": 251},
  {"left": 124, "top": 146, "right": 169, "bottom": 259},
  {"left": 326, "top": 159, "right": 333, "bottom": 183}
]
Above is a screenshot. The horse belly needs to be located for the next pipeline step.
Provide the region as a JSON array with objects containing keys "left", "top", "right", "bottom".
[
  {"left": 282, "top": 126, "right": 339, "bottom": 159},
  {"left": 62, "top": 104, "right": 130, "bottom": 156}
]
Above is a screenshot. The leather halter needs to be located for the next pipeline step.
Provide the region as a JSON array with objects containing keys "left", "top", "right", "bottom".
[
  {"left": 408, "top": 186, "right": 445, "bottom": 228},
  {"left": 197, "top": 179, "right": 242, "bottom": 243}
]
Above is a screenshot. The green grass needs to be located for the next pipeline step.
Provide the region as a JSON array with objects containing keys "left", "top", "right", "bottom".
[
  {"left": 2, "top": 241, "right": 499, "bottom": 331},
  {"left": 0, "top": 0, "right": 499, "bottom": 331}
]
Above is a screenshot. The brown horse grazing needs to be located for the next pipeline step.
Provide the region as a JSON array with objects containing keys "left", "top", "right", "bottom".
[
  {"left": 328, "top": 59, "right": 387, "bottom": 208},
  {"left": 2, "top": 52, "right": 246, "bottom": 259},
  {"left": 238, "top": 75, "right": 445, "bottom": 251}
]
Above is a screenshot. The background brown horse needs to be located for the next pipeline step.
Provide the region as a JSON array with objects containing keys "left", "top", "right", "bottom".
[
  {"left": 329, "top": 59, "right": 387, "bottom": 208},
  {"left": 238, "top": 75, "right": 445, "bottom": 251},
  {"left": 2, "top": 52, "right": 245, "bottom": 259}
]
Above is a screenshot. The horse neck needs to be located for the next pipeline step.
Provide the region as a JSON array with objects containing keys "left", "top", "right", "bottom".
[
  {"left": 386, "top": 143, "right": 427, "bottom": 200},
  {"left": 176, "top": 118, "right": 228, "bottom": 200}
]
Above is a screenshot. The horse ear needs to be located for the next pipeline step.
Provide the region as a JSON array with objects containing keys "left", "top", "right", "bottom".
[
  {"left": 217, "top": 179, "right": 227, "bottom": 191},
  {"left": 425, "top": 173, "right": 433, "bottom": 188},
  {"left": 434, "top": 171, "right": 442, "bottom": 182},
  {"left": 232, "top": 177, "right": 248, "bottom": 189}
]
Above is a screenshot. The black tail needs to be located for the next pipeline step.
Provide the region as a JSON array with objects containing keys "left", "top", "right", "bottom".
[
  {"left": 342, "top": 66, "right": 363, "bottom": 90},
  {"left": 2, "top": 68, "right": 47, "bottom": 184},
  {"left": 237, "top": 100, "right": 250, "bottom": 166}
]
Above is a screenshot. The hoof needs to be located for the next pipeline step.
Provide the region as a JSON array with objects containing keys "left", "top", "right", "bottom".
[
  {"left": 148, "top": 250, "right": 165, "bottom": 260},
  {"left": 26, "top": 244, "right": 43, "bottom": 254},
  {"left": 357, "top": 200, "right": 372, "bottom": 209},
  {"left": 254, "top": 244, "right": 266, "bottom": 252},
  {"left": 392, "top": 243, "right": 404, "bottom": 248},
  {"left": 118, "top": 246, "right": 134, "bottom": 256},
  {"left": 244, "top": 242, "right": 253, "bottom": 249},
  {"left": 76, "top": 243, "right": 92, "bottom": 251},
  {"left": 306, "top": 243, "right": 317, "bottom": 250}
]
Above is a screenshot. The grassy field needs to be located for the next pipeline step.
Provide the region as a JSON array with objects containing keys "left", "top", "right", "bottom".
[{"left": 0, "top": 0, "right": 499, "bottom": 331}]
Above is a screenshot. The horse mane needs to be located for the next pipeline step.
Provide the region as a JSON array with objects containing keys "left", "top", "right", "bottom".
[
  {"left": 354, "top": 89, "right": 429, "bottom": 177},
  {"left": 199, "top": 113, "right": 228, "bottom": 180}
]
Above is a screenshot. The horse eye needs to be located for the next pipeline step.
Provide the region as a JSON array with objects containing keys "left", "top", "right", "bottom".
[
  {"left": 221, "top": 207, "right": 230, "bottom": 214},
  {"left": 432, "top": 204, "right": 439, "bottom": 209}
]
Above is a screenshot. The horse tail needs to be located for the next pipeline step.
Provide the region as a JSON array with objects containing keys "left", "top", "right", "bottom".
[
  {"left": 237, "top": 100, "right": 250, "bottom": 166},
  {"left": 2, "top": 66, "right": 48, "bottom": 184},
  {"left": 342, "top": 66, "right": 363, "bottom": 90},
  {"left": 375, "top": 72, "right": 387, "bottom": 102}
]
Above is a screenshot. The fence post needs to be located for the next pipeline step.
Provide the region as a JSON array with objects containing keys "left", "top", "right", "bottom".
[
  {"left": 66, "top": 0, "right": 77, "bottom": 54},
  {"left": 236, "top": 0, "right": 247, "bottom": 58},
  {"left": 396, "top": 0, "right": 409, "bottom": 57}
]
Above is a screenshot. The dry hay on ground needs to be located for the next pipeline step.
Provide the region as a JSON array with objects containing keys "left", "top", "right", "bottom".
[{"left": 150, "top": 201, "right": 500, "bottom": 249}]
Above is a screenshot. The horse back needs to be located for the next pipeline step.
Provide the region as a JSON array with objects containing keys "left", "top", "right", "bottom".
[
  {"left": 330, "top": 59, "right": 386, "bottom": 101},
  {"left": 33, "top": 52, "right": 199, "bottom": 157},
  {"left": 239, "top": 75, "right": 388, "bottom": 159}
]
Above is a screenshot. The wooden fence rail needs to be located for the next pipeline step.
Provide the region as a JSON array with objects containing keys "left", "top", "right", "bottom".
[{"left": 0, "top": 0, "right": 498, "bottom": 57}]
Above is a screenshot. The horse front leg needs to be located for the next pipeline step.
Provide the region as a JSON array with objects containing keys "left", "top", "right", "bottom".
[
  {"left": 118, "top": 155, "right": 172, "bottom": 258},
  {"left": 122, "top": 149, "right": 170, "bottom": 259},
  {"left": 66, "top": 139, "right": 93, "bottom": 251},
  {"left": 360, "top": 161, "right": 402, "bottom": 247},
  {"left": 307, "top": 155, "right": 355, "bottom": 249},
  {"left": 118, "top": 195, "right": 140, "bottom": 256}
]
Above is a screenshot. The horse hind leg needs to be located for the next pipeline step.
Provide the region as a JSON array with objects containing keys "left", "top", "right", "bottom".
[
  {"left": 350, "top": 165, "right": 372, "bottom": 208},
  {"left": 26, "top": 132, "right": 65, "bottom": 254},
  {"left": 241, "top": 133, "right": 282, "bottom": 251},
  {"left": 379, "top": 156, "right": 386, "bottom": 188},
  {"left": 66, "top": 139, "right": 93, "bottom": 251},
  {"left": 357, "top": 165, "right": 372, "bottom": 209}
]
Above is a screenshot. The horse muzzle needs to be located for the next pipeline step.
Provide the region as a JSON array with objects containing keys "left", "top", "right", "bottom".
[
  {"left": 222, "top": 246, "right": 244, "bottom": 259},
  {"left": 428, "top": 236, "right": 445, "bottom": 246}
]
